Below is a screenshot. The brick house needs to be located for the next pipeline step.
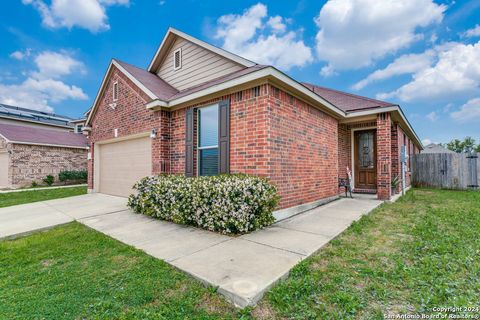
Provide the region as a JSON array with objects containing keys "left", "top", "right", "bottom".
[
  {"left": 0, "top": 123, "right": 88, "bottom": 188},
  {"left": 84, "top": 28, "right": 422, "bottom": 211}
]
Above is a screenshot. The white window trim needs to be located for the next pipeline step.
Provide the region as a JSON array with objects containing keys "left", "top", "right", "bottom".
[
  {"left": 173, "top": 48, "right": 182, "bottom": 70},
  {"left": 113, "top": 81, "right": 118, "bottom": 101},
  {"left": 196, "top": 104, "right": 219, "bottom": 176}
]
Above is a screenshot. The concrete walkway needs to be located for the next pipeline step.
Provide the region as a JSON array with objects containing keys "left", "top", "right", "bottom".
[
  {"left": 0, "top": 193, "right": 127, "bottom": 239},
  {"left": 0, "top": 193, "right": 382, "bottom": 307}
]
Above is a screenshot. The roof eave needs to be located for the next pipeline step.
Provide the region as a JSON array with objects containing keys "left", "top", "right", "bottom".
[
  {"left": 145, "top": 66, "right": 345, "bottom": 118},
  {"left": 85, "top": 59, "right": 159, "bottom": 126},
  {"left": 8, "top": 140, "right": 89, "bottom": 149},
  {"left": 344, "top": 106, "right": 423, "bottom": 149}
]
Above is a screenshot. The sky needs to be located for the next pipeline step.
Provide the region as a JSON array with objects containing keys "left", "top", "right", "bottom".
[{"left": 0, "top": 0, "right": 479, "bottom": 145}]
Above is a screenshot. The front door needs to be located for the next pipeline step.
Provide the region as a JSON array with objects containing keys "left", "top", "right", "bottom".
[{"left": 354, "top": 130, "right": 377, "bottom": 189}]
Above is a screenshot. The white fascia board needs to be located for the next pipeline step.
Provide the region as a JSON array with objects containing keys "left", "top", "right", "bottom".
[
  {"left": 345, "top": 106, "right": 423, "bottom": 148},
  {"left": 112, "top": 60, "right": 157, "bottom": 100},
  {"left": 86, "top": 62, "right": 113, "bottom": 126},
  {"left": 0, "top": 132, "right": 10, "bottom": 143},
  {"left": 147, "top": 27, "right": 256, "bottom": 72},
  {"left": 146, "top": 67, "right": 345, "bottom": 117},
  {"left": 9, "top": 141, "right": 88, "bottom": 149},
  {"left": 86, "top": 60, "right": 159, "bottom": 126}
]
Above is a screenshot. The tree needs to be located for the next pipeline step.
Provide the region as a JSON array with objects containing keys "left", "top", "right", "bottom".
[
  {"left": 463, "top": 137, "right": 476, "bottom": 152},
  {"left": 446, "top": 137, "right": 479, "bottom": 153},
  {"left": 446, "top": 139, "right": 465, "bottom": 153}
]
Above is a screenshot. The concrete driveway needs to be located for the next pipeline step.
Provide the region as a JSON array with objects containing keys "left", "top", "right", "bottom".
[
  {"left": 0, "top": 193, "right": 382, "bottom": 307},
  {"left": 0, "top": 193, "right": 127, "bottom": 240}
]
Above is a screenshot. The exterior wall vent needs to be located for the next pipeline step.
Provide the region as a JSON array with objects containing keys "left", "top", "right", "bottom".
[{"left": 173, "top": 48, "right": 182, "bottom": 70}]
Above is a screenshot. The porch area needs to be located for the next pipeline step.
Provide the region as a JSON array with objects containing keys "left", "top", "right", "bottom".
[{"left": 338, "top": 112, "right": 398, "bottom": 201}]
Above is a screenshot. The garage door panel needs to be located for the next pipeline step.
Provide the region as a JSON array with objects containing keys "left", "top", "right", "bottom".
[{"left": 98, "top": 136, "right": 151, "bottom": 197}]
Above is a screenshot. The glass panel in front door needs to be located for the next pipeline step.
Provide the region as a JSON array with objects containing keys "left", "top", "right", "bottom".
[{"left": 358, "top": 132, "right": 374, "bottom": 169}]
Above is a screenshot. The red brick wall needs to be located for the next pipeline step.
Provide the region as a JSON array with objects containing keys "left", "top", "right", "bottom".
[
  {"left": 267, "top": 85, "right": 338, "bottom": 209},
  {"left": 338, "top": 124, "right": 351, "bottom": 183},
  {"left": 391, "top": 123, "right": 400, "bottom": 191},
  {"left": 87, "top": 65, "right": 166, "bottom": 189},
  {"left": 376, "top": 113, "right": 392, "bottom": 200},
  {"left": 87, "top": 69, "right": 340, "bottom": 209}
]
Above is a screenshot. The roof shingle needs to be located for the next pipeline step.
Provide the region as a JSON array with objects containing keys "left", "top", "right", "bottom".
[
  {"left": 302, "top": 83, "right": 395, "bottom": 113},
  {"left": 114, "top": 59, "right": 179, "bottom": 100},
  {"left": 0, "top": 123, "right": 88, "bottom": 148}
]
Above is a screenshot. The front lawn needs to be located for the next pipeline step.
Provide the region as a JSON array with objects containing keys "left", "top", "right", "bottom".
[
  {"left": 0, "top": 222, "right": 239, "bottom": 319},
  {"left": 1, "top": 188, "right": 478, "bottom": 319},
  {"left": 256, "top": 189, "right": 480, "bottom": 319},
  {"left": 0, "top": 186, "right": 87, "bottom": 208}
]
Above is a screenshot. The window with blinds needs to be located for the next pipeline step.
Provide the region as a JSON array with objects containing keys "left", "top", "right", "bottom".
[{"left": 198, "top": 104, "right": 219, "bottom": 176}]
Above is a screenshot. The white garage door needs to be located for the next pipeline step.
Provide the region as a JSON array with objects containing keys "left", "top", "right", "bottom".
[
  {"left": 0, "top": 150, "right": 8, "bottom": 188},
  {"left": 98, "top": 136, "right": 151, "bottom": 197}
]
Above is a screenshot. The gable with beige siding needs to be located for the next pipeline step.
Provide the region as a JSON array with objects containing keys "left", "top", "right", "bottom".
[{"left": 156, "top": 37, "right": 244, "bottom": 91}]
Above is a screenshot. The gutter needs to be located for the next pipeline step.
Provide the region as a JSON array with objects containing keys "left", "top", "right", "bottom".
[
  {"left": 145, "top": 66, "right": 345, "bottom": 118},
  {"left": 8, "top": 141, "right": 89, "bottom": 150},
  {"left": 345, "top": 105, "right": 423, "bottom": 149}
]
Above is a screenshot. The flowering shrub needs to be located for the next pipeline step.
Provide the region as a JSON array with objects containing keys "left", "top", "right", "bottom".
[{"left": 127, "top": 174, "right": 279, "bottom": 234}]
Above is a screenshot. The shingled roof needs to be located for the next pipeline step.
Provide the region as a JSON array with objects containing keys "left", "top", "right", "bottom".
[
  {"left": 0, "top": 104, "right": 74, "bottom": 128},
  {"left": 0, "top": 123, "right": 88, "bottom": 149},
  {"left": 112, "top": 58, "right": 396, "bottom": 115},
  {"left": 301, "top": 83, "right": 396, "bottom": 113},
  {"left": 115, "top": 59, "right": 179, "bottom": 100}
]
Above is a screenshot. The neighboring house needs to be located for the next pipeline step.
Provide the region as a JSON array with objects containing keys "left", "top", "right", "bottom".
[
  {"left": 70, "top": 118, "right": 87, "bottom": 134},
  {"left": 421, "top": 143, "right": 455, "bottom": 154},
  {"left": 84, "top": 28, "right": 422, "bottom": 210},
  {"left": 0, "top": 123, "right": 88, "bottom": 189},
  {"left": 69, "top": 109, "right": 91, "bottom": 134},
  {"left": 0, "top": 103, "right": 75, "bottom": 132}
]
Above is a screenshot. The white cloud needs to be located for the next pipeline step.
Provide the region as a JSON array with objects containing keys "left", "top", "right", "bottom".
[
  {"left": 450, "top": 98, "right": 480, "bottom": 123},
  {"left": 314, "top": 0, "right": 446, "bottom": 72},
  {"left": 0, "top": 50, "right": 88, "bottom": 112},
  {"left": 426, "top": 111, "right": 438, "bottom": 122},
  {"left": 463, "top": 25, "right": 480, "bottom": 38},
  {"left": 422, "top": 138, "right": 432, "bottom": 145},
  {"left": 352, "top": 50, "right": 436, "bottom": 90},
  {"left": 215, "top": 3, "right": 313, "bottom": 70},
  {"left": 267, "top": 16, "right": 286, "bottom": 33},
  {"left": 23, "top": 0, "right": 129, "bottom": 33},
  {"left": 377, "top": 41, "right": 480, "bottom": 102},
  {"left": 33, "top": 51, "right": 85, "bottom": 79},
  {"left": 320, "top": 64, "right": 337, "bottom": 77},
  {"left": 10, "top": 49, "right": 32, "bottom": 60}
]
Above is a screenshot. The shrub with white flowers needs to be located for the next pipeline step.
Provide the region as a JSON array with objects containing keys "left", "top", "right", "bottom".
[{"left": 127, "top": 174, "right": 279, "bottom": 234}]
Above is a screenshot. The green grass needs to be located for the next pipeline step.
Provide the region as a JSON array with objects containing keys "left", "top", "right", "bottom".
[
  {"left": 255, "top": 189, "right": 480, "bottom": 319},
  {"left": 0, "top": 186, "right": 87, "bottom": 208},
  {"left": 0, "top": 222, "right": 240, "bottom": 320},
  {"left": 1, "top": 188, "right": 478, "bottom": 319}
]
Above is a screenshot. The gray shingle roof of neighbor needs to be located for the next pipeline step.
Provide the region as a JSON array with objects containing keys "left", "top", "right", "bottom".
[
  {"left": 0, "top": 123, "right": 88, "bottom": 148},
  {"left": 301, "top": 83, "right": 396, "bottom": 113},
  {"left": 0, "top": 103, "right": 74, "bottom": 128},
  {"left": 421, "top": 143, "right": 455, "bottom": 154}
]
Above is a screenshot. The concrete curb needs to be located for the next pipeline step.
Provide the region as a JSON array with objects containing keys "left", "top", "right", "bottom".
[
  {"left": 0, "top": 184, "right": 87, "bottom": 194},
  {"left": 273, "top": 195, "right": 339, "bottom": 222}
]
